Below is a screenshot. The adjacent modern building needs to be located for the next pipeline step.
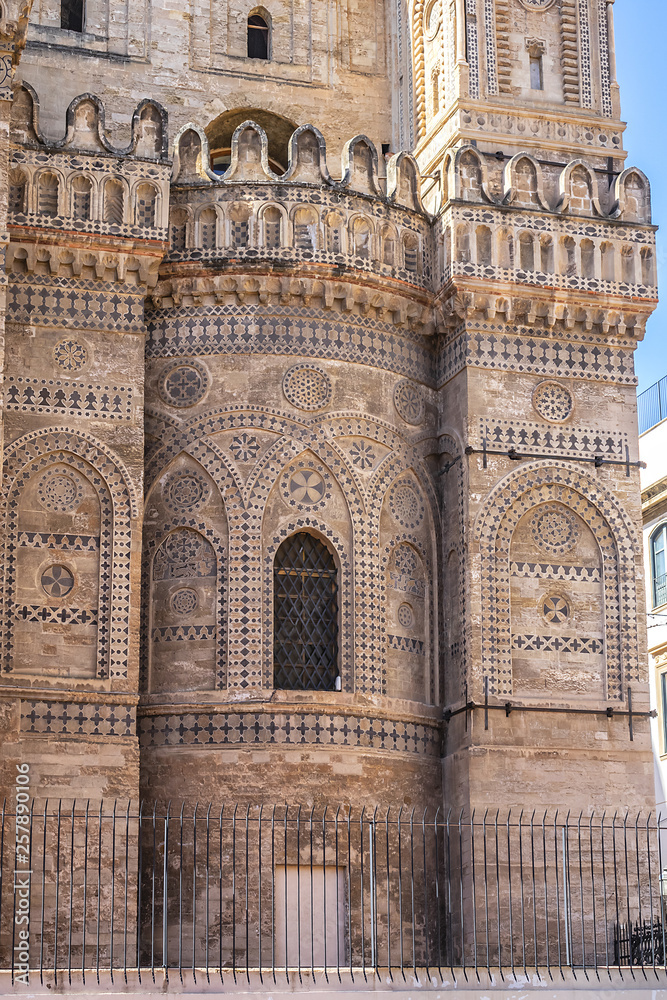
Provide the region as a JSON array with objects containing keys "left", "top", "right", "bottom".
[{"left": 641, "top": 376, "right": 667, "bottom": 814}]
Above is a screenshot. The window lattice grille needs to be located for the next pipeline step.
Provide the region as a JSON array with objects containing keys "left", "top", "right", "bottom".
[{"left": 273, "top": 533, "right": 339, "bottom": 691}]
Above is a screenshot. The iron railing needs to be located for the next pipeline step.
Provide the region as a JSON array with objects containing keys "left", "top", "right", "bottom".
[
  {"left": 3, "top": 802, "right": 667, "bottom": 985},
  {"left": 638, "top": 375, "right": 667, "bottom": 435}
]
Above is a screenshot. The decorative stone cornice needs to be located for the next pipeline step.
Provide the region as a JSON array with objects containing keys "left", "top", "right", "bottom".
[{"left": 149, "top": 271, "right": 436, "bottom": 332}]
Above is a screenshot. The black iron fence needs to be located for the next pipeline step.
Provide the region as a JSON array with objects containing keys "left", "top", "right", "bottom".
[{"left": 2, "top": 802, "right": 667, "bottom": 984}]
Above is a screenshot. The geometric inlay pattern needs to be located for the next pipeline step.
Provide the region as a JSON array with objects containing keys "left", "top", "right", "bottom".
[
  {"left": 393, "top": 379, "right": 424, "bottom": 424},
  {"left": 511, "top": 562, "right": 601, "bottom": 583},
  {"left": 512, "top": 634, "right": 602, "bottom": 654},
  {"left": 170, "top": 588, "right": 199, "bottom": 615},
  {"left": 21, "top": 701, "right": 135, "bottom": 737},
  {"left": 231, "top": 433, "right": 260, "bottom": 462},
  {"left": 6, "top": 377, "right": 132, "bottom": 420},
  {"left": 138, "top": 709, "right": 441, "bottom": 755},
  {"left": 53, "top": 339, "right": 88, "bottom": 373},
  {"left": 158, "top": 361, "right": 209, "bottom": 408},
  {"left": 163, "top": 471, "right": 208, "bottom": 513},
  {"left": 282, "top": 364, "right": 332, "bottom": 411},
  {"left": 389, "top": 480, "right": 425, "bottom": 529},
  {"left": 388, "top": 633, "right": 425, "bottom": 655},
  {"left": 282, "top": 461, "right": 332, "bottom": 511},
  {"left": 153, "top": 528, "right": 216, "bottom": 580},
  {"left": 37, "top": 469, "right": 84, "bottom": 511},
  {"left": 541, "top": 594, "right": 570, "bottom": 624},
  {"left": 532, "top": 381, "right": 573, "bottom": 422},
  {"left": 397, "top": 603, "right": 414, "bottom": 628},
  {"left": 40, "top": 564, "right": 75, "bottom": 598},
  {"left": 530, "top": 504, "right": 581, "bottom": 555}
]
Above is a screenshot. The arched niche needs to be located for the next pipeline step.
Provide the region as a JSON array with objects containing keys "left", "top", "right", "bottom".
[
  {"left": 380, "top": 472, "right": 435, "bottom": 705},
  {"left": 9, "top": 461, "right": 105, "bottom": 679},
  {"left": 143, "top": 455, "right": 228, "bottom": 693},
  {"left": 205, "top": 108, "right": 298, "bottom": 175},
  {"left": 509, "top": 502, "right": 605, "bottom": 699}
]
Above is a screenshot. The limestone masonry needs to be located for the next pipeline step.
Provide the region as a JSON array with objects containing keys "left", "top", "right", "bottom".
[{"left": 0, "top": 0, "right": 658, "bottom": 818}]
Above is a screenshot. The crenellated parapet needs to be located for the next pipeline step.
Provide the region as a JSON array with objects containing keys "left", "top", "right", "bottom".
[
  {"left": 166, "top": 121, "right": 433, "bottom": 293},
  {"left": 7, "top": 86, "right": 171, "bottom": 245},
  {"left": 434, "top": 144, "right": 657, "bottom": 341}
]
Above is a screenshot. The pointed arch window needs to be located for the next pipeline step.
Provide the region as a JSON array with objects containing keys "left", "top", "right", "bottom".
[
  {"left": 248, "top": 13, "right": 270, "bottom": 59},
  {"left": 274, "top": 533, "right": 339, "bottom": 690}
]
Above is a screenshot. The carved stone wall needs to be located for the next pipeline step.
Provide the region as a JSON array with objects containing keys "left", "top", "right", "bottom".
[{"left": 0, "top": 0, "right": 658, "bottom": 821}]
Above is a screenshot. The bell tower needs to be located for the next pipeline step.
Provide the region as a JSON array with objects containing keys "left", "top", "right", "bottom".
[
  {"left": 421, "top": 0, "right": 659, "bottom": 811},
  {"left": 412, "top": 0, "right": 623, "bottom": 211}
]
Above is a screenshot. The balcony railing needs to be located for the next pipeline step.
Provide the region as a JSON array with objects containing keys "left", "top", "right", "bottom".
[
  {"left": 3, "top": 802, "right": 667, "bottom": 985},
  {"left": 654, "top": 573, "right": 667, "bottom": 609},
  {"left": 639, "top": 375, "right": 667, "bottom": 435}
]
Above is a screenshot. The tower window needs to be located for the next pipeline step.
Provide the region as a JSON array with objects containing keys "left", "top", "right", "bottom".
[
  {"left": 61, "top": 0, "right": 84, "bottom": 32},
  {"left": 530, "top": 54, "right": 543, "bottom": 90},
  {"left": 274, "top": 533, "right": 339, "bottom": 691},
  {"left": 248, "top": 13, "right": 270, "bottom": 60},
  {"left": 652, "top": 525, "right": 667, "bottom": 608}
]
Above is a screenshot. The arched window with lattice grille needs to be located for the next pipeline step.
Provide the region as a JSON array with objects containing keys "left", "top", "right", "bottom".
[{"left": 273, "top": 533, "right": 339, "bottom": 691}]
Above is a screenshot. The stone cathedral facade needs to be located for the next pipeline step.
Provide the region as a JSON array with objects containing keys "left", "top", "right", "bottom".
[{"left": 0, "top": 0, "right": 658, "bottom": 815}]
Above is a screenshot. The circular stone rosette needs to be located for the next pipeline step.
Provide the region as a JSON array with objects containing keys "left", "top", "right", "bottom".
[
  {"left": 54, "top": 338, "right": 88, "bottom": 373},
  {"left": 397, "top": 603, "right": 415, "bottom": 629},
  {"left": 393, "top": 380, "right": 425, "bottom": 425},
  {"left": 41, "top": 564, "right": 75, "bottom": 599},
  {"left": 541, "top": 593, "right": 570, "bottom": 625},
  {"left": 282, "top": 364, "right": 332, "bottom": 412},
  {"left": 532, "top": 380, "right": 573, "bottom": 423},
  {"left": 389, "top": 480, "right": 425, "bottom": 530},
  {"left": 163, "top": 470, "right": 209, "bottom": 513},
  {"left": 170, "top": 588, "right": 199, "bottom": 616},
  {"left": 282, "top": 462, "right": 332, "bottom": 511},
  {"left": 158, "top": 360, "right": 210, "bottom": 408},
  {"left": 37, "top": 469, "right": 85, "bottom": 512},
  {"left": 518, "top": 0, "right": 556, "bottom": 9},
  {"left": 530, "top": 505, "right": 581, "bottom": 556}
]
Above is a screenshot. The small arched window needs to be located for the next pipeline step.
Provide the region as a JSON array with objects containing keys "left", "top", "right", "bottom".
[
  {"left": 274, "top": 533, "right": 339, "bottom": 691},
  {"left": 71, "top": 176, "right": 92, "bottom": 221},
  {"left": 104, "top": 179, "right": 124, "bottom": 225},
  {"left": 248, "top": 13, "right": 270, "bottom": 59},
  {"left": 61, "top": 0, "right": 84, "bottom": 31},
  {"left": 38, "top": 173, "right": 59, "bottom": 217},
  {"left": 652, "top": 525, "right": 667, "bottom": 609}
]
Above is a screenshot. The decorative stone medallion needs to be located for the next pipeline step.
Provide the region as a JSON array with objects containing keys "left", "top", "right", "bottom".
[
  {"left": 54, "top": 339, "right": 88, "bottom": 373},
  {"left": 530, "top": 505, "right": 580, "bottom": 555},
  {"left": 170, "top": 588, "right": 199, "bottom": 616},
  {"left": 163, "top": 471, "right": 208, "bottom": 513},
  {"left": 37, "top": 469, "right": 84, "bottom": 512},
  {"left": 394, "top": 380, "right": 425, "bottom": 425},
  {"left": 154, "top": 529, "right": 216, "bottom": 579},
  {"left": 541, "top": 594, "right": 570, "bottom": 625},
  {"left": 398, "top": 603, "right": 415, "bottom": 629},
  {"left": 158, "top": 361, "right": 209, "bottom": 408},
  {"left": 41, "top": 564, "right": 75, "bottom": 598},
  {"left": 532, "top": 381, "right": 573, "bottom": 422},
  {"left": 286, "top": 470, "right": 326, "bottom": 506},
  {"left": 389, "top": 480, "right": 425, "bottom": 530},
  {"left": 424, "top": 0, "right": 441, "bottom": 39},
  {"left": 282, "top": 364, "right": 332, "bottom": 411},
  {"left": 349, "top": 440, "right": 377, "bottom": 470},
  {"left": 231, "top": 433, "right": 260, "bottom": 462},
  {"left": 518, "top": 0, "right": 556, "bottom": 9}
]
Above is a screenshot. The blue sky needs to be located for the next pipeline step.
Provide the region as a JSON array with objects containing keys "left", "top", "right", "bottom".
[{"left": 615, "top": 0, "right": 667, "bottom": 391}]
